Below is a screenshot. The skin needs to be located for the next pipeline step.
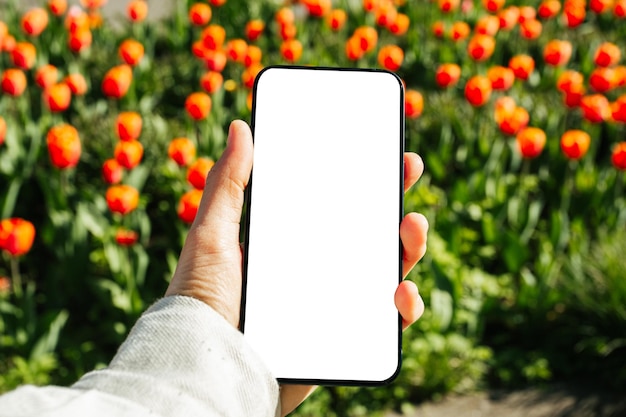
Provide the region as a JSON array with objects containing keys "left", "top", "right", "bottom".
[{"left": 166, "top": 120, "right": 429, "bottom": 416}]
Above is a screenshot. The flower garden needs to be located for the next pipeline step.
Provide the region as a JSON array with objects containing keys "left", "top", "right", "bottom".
[{"left": 1, "top": 0, "right": 626, "bottom": 415}]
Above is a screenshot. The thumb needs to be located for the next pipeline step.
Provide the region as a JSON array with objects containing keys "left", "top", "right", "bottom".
[{"left": 191, "top": 119, "right": 253, "bottom": 248}]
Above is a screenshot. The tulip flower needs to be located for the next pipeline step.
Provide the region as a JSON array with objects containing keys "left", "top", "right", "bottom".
[
  {"left": 589, "top": 67, "right": 616, "bottom": 93},
  {"left": 68, "top": 27, "right": 92, "bottom": 53},
  {"left": 209, "top": 0, "right": 226, "bottom": 6},
  {"left": 0, "top": 117, "right": 6, "bottom": 146},
  {"left": 438, "top": 0, "right": 460, "bottom": 12},
  {"left": 498, "top": 6, "right": 520, "bottom": 30},
  {"left": 116, "top": 112, "right": 142, "bottom": 141},
  {"left": 185, "top": 92, "right": 212, "bottom": 120},
  {"left": 590, "top": 0, "right": 612, "bottom": 13},
  {"left": 520, "top": 19, "right": 542, "bottom": 39},
  {"left": 351, "top": 26, "right": 378, "bottom": 53},
  {"left": 1, "top": 69, "right": 27, "bottom": 96},
  {"left": 189, "top": 3, "right": 212, "bottom": 26},
  {"left": 201, "top": 24, "right": 226, "bottom": 50},
  {"left": 48, "top": 0, "right": 68, "bottom": 16},
  {"left": 80, "top": 0, "right": 107, "bottom": 9},
  {"left": 435, "top": 63, "right": 461, "bottom": 88},
  {"left": 560, "top": 130, "right": 591, "bottom": 160},
  {"left": 243, "top": 45, "right": 262, "bottom": 68},
  {"left": 102, "top": 158, "right": 124, "bottom": 184},
  {"left": 168, "top": 138, "right": 197, "bottom": 167},
  {"left": 114, "top": 140, "right": 144, "bottom": 169},
  {"left": 494, "top": 96, "right": 517, "bottom": 124},
  {"left": 594, "top": 42, "right": 621, "bottom": 67},
  {"left": 516, "top": 127, "right": 546, "bottom": 158},
  {"left": 538, "top": 0, "right": 561, "bottom": 18},
  {"left": 374, "top": 1, "right": 397, "bottom": 26},
  {"left": 187, "top": 157, "right": 215, "bottom": 190},
  {"left": 280, "top": 39, "right": 303, "bottom": 63},
  {"left": 46, "top": 124, "right": 81, "bottom": 169},
  {"left": 245, "top": 19, "right": 265, "bottom": 40},
  {"left": 543, "top": 40, "right": 573, "bottom": 66},
  {"left": 611, "top": 142, "right": 626, "bottom": 170},
  {"left": 118, "top": 39, "right": 144, "bottom": 66},
  {"left": 64, "top": 73, "right": 88, "bottom": 95},
  {"left": 388, "top": 13, "right": 409, "bottom": 35},
  {"left": 405, "top": 89, "right": 424, "bottom": 119},
  {"left": 498, "top": 106, "right": 529, "bottom": 135},
  {"left": 127, "top": 0, "right": 148, "bottom": 22},
  {"left": 205, "top": 50, "right": 227, "bottom": 72},
  {"left": 377, "top": 45, "right": 404, "bottom": 71},
  {"left": 483, "top": 0, "right": 505, "bottom": 13},
  {"left": 21, "top": 7, "right": 49, "bottom": 37},
  {"left": 242, "top": 64, "right": 263, "bottom": 89},
  {"left": 43, "top": 83, "right": 72, "bottom": 112},
  {"left": 450, "top": 21, "right": 470, "bottom": 41},
  {"left": 200, "top": 71, "right": 223, "bottom": 94},
  {"left": 432, "top": 21, "right": 445, "bottom": 38},
  {"left": 178, "top": 189, "right": 203, "bottom": 223},
  {"left": 35, "top": 64, "right": 59, "bottom": 89},
  {"left": 115, "top": 229, "right": 138, "bottom": 246},
  {"left": 464, "top": 75, "right": 492, "bottom": 107},
  {"left": 488, "top": 65, "right": 515, "bottom": 91},
  {"left": 102, "top": 64, "right": 133, "bottom": 99},
  {"left": 0, "top": 218, "right": 36, "bottom": 257},
  {"left": 302, "top": 0, "right": 332, "bottom": 17},
  {"left": 475, "top": 14, "right": 500, "bottom": 36},
  {"left": 580, "top": 94, "right": 611, "bottom": 123},
  {"left": 106, "top": 185, "right": 139, "bottom": 215},
  {"left": 518, "top": 5, "right": 537, "bottom": 22},
  {"left": 12, "top": 42, "right": 37, "bottom": 69},
  {"left": 615, "top": 0, "right": 626, "bottom": 17},
  {"left": 564, "top": 2, "right": 586, "bottom": 27},
  {"left": 326, "top": 9, "right": 347, "bottom": 31},
  {"left": 556, "top": 70, "right": 584, "bottom": 94},
  {"left": 225, "top": 39, "right": 248, "bottom": 63}
]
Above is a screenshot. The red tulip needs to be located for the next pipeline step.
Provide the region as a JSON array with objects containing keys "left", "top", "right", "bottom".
[
  {"left": 0, "top": 218, "right": 36, "bottom": 257},
  {"left": 168, "top": 138, "right": 196, "bottom": 167},
  {"left": 106, "top": 185, "right": 139, "bottom": 215},
  {"left": 114, "top": 140, "right": 144, "bottom": 169},
  {"left": 377, "top": 45, "right": 404, "bottom": 71},
  {"left": 560, "top": 130, "right": 591, "bottom": 160},
  {"left": 435, "top": 63, "right": 461, "bottom": 88},
  {"left": 1, "top": 69, "right": 27, "bottom": 96},
  {"left": 115, "top": 228, "right": 138, "bottom": 246},
  {"left": 178, "top": 189, "right": 203, "bottom": 223},
  {"left": 46, "top": 124, "right": 81, "bottom": 169},
  {"left": 102, "top": 64, "right": 133, "bottom": 99},
  {"left": 580, "top": 94, "right": 611, "bottom": 123},
  {"left": 102, "top": 158, "right": 124, "bottom": 184},
  {"left": 405, "top": 89, "right": 424, "bottom": 119},
  {"left": 187, "top": 157, "right": 215, "bottom": 190},
  {"left": 189, "top": 3, "right": 212, "bottom": 26},
  {"left": 12, "top": 42, "right": 37, "bottom": 69},
  {"left": 43, "top": 83, "right": 72, "bottom": 112},
  {"left": 185, "top": 92, "right": 212, "bottom": 120},
  {"left": 118, "top": 39, "right": 144, "bottom": 66},
  {"left": 464, "top": 75, "right": 492, "bottom": 107},
  {"left": 611, "top": 142, "right": 626, "bottom": 170},
  {"left": 115, "top": 112, "right": 143, "bottom": 141},
  {"left": 21, "top": 8, "right": 49, "bottom": 37},
  {"left": 516, "top": 127, "right": 546, "bottom": 158}
]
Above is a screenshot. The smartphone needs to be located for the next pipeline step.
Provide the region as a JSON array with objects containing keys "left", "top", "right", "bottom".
[{"left": 240, "top": 66, "right": 404, "bottom": 386}]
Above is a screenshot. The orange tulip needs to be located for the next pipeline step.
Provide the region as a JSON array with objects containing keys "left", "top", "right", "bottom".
[
  {"left": 464, "top": 75, "right": 493, "bottom": 107},
  {"left": 374, "top": 1, "right": 397, "bottom": 26},
  {"left": 487, "top": 65, "right": 514, "bottom": 91},
  {"left": 65, "top": 7, "right": 89, "bottom": 32},
  {"left": 12, "top": 42, "right": 37, "bottom": 69},
  {"left": 611, "top": 142, "right": 626, "bottom": 170},
  {"left": 48, "top": 0, "right": 68, "bottom": 16},
  {"left": 280, "top": 39, "right": 303, "bottom": 63},
  {"left": 185, "top": 92, "right": 212, "bottom": 120},
  {"left": 243, "top": 45, "right": 262, "bottom": 67},
  {"left": 556, "top": 70, "right": 584, "bottom": 94},
  {"left": 2, "top": 34, "right": 16, "bottom": 53},
  {"left": 302, "top": 0, "right": 332, "bottom": 17},
  {"left": 562, "top": 82, "right": 586, "bottom": 108},
  {"left": 450, "top": 21, "right": 470, "bottom": 41},
  {"left": 178, "top": 189, "right": 203, "bottom": 223},
  {"left": 345, "top": 36, "right": 364, "bottom": 60},
  {"left": 475, "top": 14, "right": 500, "bottom": 36},
  {"left": 187, "top": 157, "right": 215, "bottom": 190},
  {"left": 594, "top": 42, "right": 621, "bottom": 67},
  {"left": 613, "top": 66, "right": 626, "bottom": 87},
  {"left": 115, "top": 228, "right": 138, "bottom": 246},
  {"left": 615, "top": 0, "right": 626, "bottom": 17},
  {"left": 560, "top": 130, "right": 591, "bottom": 160},
  {"left": 432, "top": 21, "right": 445, "bottom": 38},
  {"left": 0, "top": 116, "right": 6, "bottom": 146},
  {"left": 1, "top": 69, "right": 27, "bottom": 96},
  {"left": 538, "top": 0, "right": 561, "bottom": 18},
  {"left": 119, "top": 39, "right": 144, "bottom": 66},
  {"left": 168, "top": 137, "right": 196, "bottom": 167},
  {"left": 580, "top": 94, "right": 611, "bottom": 123},
  {"left": 43, "top": 83, "right": 72, "bottom": 112},
  {"left": 611, "top": 94, "right": 626, "bottom": 122},
  {"left": 388, "top": 13, "right": 409, "bottom": 35},
  {"left": 482, "top": 0, "right": 505, "bottom": 13},
  {"left": 106, "top": 185, "right": 139, "bottom": 215},
  {"left": 498, "top": 106, "right": 529, "bottom": 135},
  {"left": 68, "top": 27, "right": 92, "bottom": 53},
  {"left": 116, "top": 112, "right": 142, "bottom": 141},
  {"left": 326, "top": 9, "right": 347, "bottom": 31},
  {"left": 189, "top": 3, "right": 212, "bottom": 26},
  {"left": 405, "top": 89, "right": 424, "bottom": 119},
  {"left": 200, "top": 71, "right": 224, "bottom": 94},
  {"left": 563, "top": 1, "right": 586, "bottom": 27},
  {"left": 201, "top": 24, "right": 226, "bottom": 50},
  {"left": 0, "top": 21, "right": 7, "bottom": 43},
  {"left": 498, "top": 6, "right": 520, "bottom": 30},
  {"left": 35, "top": 64, "right": 59, "bottom": 89},
  {"left": 467, "top": 34, "right": 495, "bottom": 61},
  {"left": 21, "top": 7, "right": 49, "bottom": 36},
  {"left": 435, "top": 63, "right": 461, "bottom": 88},
  {"left": 518, "top": 5, "right": 537, "bottom": 22},
  {"left": 242, "top": 64, "right": 263, "bottom": 89},
  {"left": 279, "top": 22, "right": 297, "bottom": 40},
  {"left": 46, "top": 124, "right": 81, "bottom": 169},
  {"left": 0, "top": 218, "right": 35, "bottom": 257},
  {"left": 516, "top": 127, "right": 546, "bottom": 158},
  {"left": 377, "top": 45, "right": 404, "bottom": 71},
  {"left": 225, "top": 39, "right": 248, "bottom": 63},
  {"left": 114, "top": 140, "right": 144, "bottom": 169},
  {"left": 80, "top": 0, "right": 107, "bottom": 9},
  {"left": 352, "top": 26, "right": 378, "bottom": 53},
  {"left": 543, "top": 40, "right": 573, "bottom": 66},
  {"left": 205, "top": 50, "right": 227, "bottom": 72},
  {"left": 590, "top": 0, "right": 612, "bottom": 13},
  {"left": 102, "top": 158, "right": 124, "bottom": 184},
  {"left": 245, "top": 19, "right": 265, "bottom": 41},
  {"left": 127, "top": 0, "right": 148, "bottom": 22},
  {"left": 209, "top": 0, "right": 226, "bottom": 6},
  {"left": 102, "top": 64, "right": 133, "bottom": 99},
  {"left": 438, "top": 0, "right": 460, "bottom": 12},
  {"left": 589, "top": 67, "right": 616, "bottom": 93},
  {"left": 494, "top": 96, "right": 517, "bottom": 124},
  {"left": 362, "top": 0, "right": 381, "bottom": 12},
  {"left": 275, "top": 7, "right": 295, "bottom": 26},
  {"left": 520, "top": 18, "right": 542, "bottom": 39},
  {"left": 64, "top": 73, "right": 88, "bottom": 95}
]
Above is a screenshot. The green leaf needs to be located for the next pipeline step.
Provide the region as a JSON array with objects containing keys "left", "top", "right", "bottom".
[{"left": 30, "top": 310, "right": 69, "bottom": 360}]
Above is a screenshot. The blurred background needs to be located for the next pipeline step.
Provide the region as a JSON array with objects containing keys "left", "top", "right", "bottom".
[{"left": 1, "top": 0, "right": 626, "bottom": 416}]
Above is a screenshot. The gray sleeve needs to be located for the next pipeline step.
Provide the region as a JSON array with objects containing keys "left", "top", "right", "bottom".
[{"left": 0, "top": 296, "right": 281, "bottom": 417}]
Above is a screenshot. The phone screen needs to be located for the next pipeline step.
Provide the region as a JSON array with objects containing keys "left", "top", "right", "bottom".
[{"left": 241, "top": 66, "right": 404, "bottom": 385}]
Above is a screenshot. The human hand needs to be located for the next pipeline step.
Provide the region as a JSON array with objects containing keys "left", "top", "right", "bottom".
[{"left": 165, "top": 120, "right": 428, "bottom": 415}]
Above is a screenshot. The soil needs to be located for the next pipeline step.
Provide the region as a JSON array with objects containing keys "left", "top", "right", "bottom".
[{"left": 386, "top": 382, "right": 626, "bottom": 417}]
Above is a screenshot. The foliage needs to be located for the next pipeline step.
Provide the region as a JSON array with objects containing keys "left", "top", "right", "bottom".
[{"left": 1, "top": 0, "right": 626, "bottom": 415}]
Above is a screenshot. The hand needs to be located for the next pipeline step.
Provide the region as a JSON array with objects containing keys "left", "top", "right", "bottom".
[{"left": 165, "top": 120, "right": 428, "bottom": 416}]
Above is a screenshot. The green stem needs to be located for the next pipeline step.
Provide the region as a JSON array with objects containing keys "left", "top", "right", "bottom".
[{"left": 10, "top": 256, "right": 22, "bottom": 299}]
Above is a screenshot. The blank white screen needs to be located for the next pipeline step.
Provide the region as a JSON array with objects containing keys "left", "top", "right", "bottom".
[{"left": 243, "top": 67, "right": 403, "bottom": 384}]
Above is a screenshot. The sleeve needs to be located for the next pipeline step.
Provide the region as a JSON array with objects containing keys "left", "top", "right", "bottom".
[{"left": 0, "top": 296, "right": 281, "bottom": 417}]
